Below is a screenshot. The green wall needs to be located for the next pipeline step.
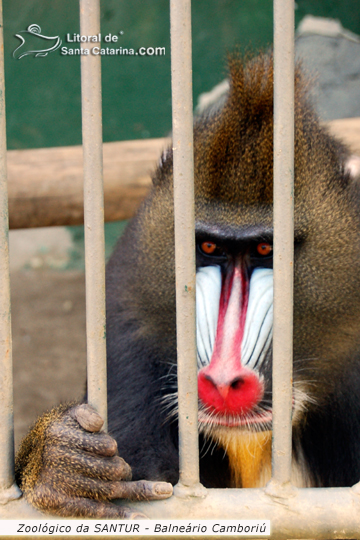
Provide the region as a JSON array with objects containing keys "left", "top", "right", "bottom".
[
  {"left": 4, "top": 1, "right": 359, "bottom": 261},
  {"left": 4, "top": 1, "right": 359, "bottom": 149}
]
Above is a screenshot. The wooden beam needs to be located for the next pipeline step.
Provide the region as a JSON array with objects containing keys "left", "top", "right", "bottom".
[
  {"left": 7, "top": 118, "right": 360, "bottom": 229},
  {"left": 8, "top": 138, "right": 169, "bottom": 229},
  {"left": 326, "top": 117, "right": 360, "bottom": 155}
]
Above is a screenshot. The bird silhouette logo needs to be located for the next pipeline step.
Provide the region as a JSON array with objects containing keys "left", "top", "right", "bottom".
[{"left": 13, "top": 24, "right": 62, "bottom": 59}]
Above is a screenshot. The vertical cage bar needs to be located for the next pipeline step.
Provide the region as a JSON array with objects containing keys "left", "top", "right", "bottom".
[
  {"left": 0, "top": 0, "right": 20, "bottom": 502},
  {"left": 80, "top": 0, "right": 107, "bottom": 428},
  {"left": 170, "top": 0, "right": 200, "bottom": 489},
  {"left": 0, "top": 0, "right": 15, "bottom": 493},
  {"left": 272, "top": 0, "right": 295, "bottom": 485}
]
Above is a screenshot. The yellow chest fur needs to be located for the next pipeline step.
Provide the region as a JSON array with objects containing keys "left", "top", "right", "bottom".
[
  {"left": 215, "top": 430, "right": 310, "bottom": 488},
  {"left": 216, "top": 430, "right": 272, "bottom": 488}
]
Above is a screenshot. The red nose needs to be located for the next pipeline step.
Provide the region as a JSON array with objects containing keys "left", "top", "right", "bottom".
[{"left": 198, "top": 366, "right": 263, "bottom": 415}]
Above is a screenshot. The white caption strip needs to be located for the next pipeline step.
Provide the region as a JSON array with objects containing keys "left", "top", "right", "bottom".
[{"left": 3, "top": 519, "right": 270, "bottom": 536}]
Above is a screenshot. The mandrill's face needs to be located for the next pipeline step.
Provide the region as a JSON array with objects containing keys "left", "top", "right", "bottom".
[
  {"left": 195, "top": 231, "right": 274, "bottom": 432},
  {"left": 192, "top": 206, "right": 277, "bottom": 489}
]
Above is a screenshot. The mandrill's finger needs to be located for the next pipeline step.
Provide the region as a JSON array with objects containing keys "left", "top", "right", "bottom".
[
  {"left": 32, "top": 484, "right": 147, "bottom": 519},
  {"left": 110, "top": 480, "right": 173, "bottom": 501},
  {"left": 44, "top": 447, "right": 132, "bottom": 481},
  {"left": 70, "top": 404, "right": 104, "bottom": 432},
  {"left": 60, "top": 476, "right": 173, "bottom": 501},
  {"left": 48, "top": 422, "right": 119, "bottom": 458}
]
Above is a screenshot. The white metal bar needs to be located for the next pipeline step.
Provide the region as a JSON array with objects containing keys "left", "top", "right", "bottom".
[
  {"left": 0, "top": 0, "right": 14, "bottom": 491},
  {"left": 170, "top": 0, "right": 201, "bottom": 492},
  {"left": 79, "top": 0, "right": 107, "bottom": 428},
  {"left": 271, "top": 0, "right": 295, "bottom": 487},
  {"left": 0, "top": 0, "right": 21, "bottom": 503}
]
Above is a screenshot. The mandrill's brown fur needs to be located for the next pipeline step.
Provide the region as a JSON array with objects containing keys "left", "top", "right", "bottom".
[{"left": 15, "top": 52, "right": 360, "bottom": 518}]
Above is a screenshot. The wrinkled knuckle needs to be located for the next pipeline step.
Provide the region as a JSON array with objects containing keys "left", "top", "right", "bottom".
[
  {"left": 102, "top": 437, "right": 118, "bottom": 456},
  {"left": 127, "top": 481, "right": 151, "bottom": 501},
  {"left": 43, "top": 445, "right": 76, "bottom": 471},
  {"left": 139, "top": 481, "right": 150, "bottom": 498},
  {"left": 43, "top": 444, "right": 64, "bottom": 459},
  {"left": 32, "top": 483, "right": 62, "bottom": 511},
  {"left": 113, "top": 457, "right": 132, "bottom": 480},
  {"left": 90, "top": 434, "right": 117, "bottom": 456},
  {"left": 47, "top": 421, "right": 67, "bottom": 440},
  {"left": 117, "top": 456, "right": 129, "bottom": 468},
  {"left": 46, "top": 422, "right": 60, "bottom": 439}
]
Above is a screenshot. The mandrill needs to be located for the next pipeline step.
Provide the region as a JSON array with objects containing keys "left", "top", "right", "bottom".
[{"left": 15, "top": 52, "right": 360, "bottom": 518}]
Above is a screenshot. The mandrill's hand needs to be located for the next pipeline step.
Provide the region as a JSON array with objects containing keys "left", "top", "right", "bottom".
[{"left": 15, "top": 403, "right": 173, "bottom": 518}]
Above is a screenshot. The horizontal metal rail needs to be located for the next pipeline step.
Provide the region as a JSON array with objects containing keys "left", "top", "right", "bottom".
[
  {"left": 1, "top": 486, "right": 360, "bottom": 539},
  {"left": 115, "top": 486, "right": 360, "bottom": 539}
]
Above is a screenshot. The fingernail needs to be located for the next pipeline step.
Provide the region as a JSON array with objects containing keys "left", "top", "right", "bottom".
[
  {"left": 75, "top": 406, "right": 104, "bottom": 432},
  {"left": 154, "top": 482, "right": 173, "bottom": 496}
]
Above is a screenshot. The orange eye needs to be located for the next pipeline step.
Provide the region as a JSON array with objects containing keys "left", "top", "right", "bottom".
[
  {"left": 201, "top": 241, "right": 217, "bottom": 255},
  {"left": 256, "top": 242, "right": 272, "bottom": 256}
]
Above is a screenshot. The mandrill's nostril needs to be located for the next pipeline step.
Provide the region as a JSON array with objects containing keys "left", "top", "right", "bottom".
[{"left": 230, "top": 377, "right": 244, "bottom": 390}]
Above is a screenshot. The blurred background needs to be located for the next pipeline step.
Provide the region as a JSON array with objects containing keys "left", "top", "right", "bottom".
[{"left": 3, "top": 0, "right": 360, "bottom": 447}]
